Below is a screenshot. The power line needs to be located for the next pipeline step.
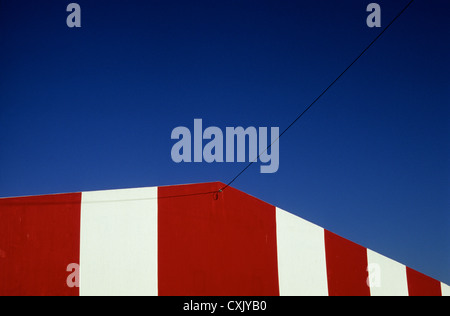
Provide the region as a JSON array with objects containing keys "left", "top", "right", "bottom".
[{"left": 219, "top": 0, "right": 415, "bottom": 193}]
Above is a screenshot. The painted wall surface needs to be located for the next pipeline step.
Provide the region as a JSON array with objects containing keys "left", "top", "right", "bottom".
[
  {"left": 0, "top": 182, "right": 448, "bottom": 296},
  {"left": 158, "top": 183, "right": 279, "bottom": 296},
  {"left": 0, "top": 193, "right": 81, "bottom": 296},
  {"left": 80, "top": 187, "right": 158, "bottom": 296}
]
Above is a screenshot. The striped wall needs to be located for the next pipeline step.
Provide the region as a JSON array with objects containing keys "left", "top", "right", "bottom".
[{"left": 0, "top": 182, "right": 448, "bottom": 296}]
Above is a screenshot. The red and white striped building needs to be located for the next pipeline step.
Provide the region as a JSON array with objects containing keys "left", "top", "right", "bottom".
[{"left": 0, "top": 182, "right": 448, "bottom": 296}]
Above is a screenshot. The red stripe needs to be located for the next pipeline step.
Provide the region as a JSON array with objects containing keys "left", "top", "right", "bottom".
[
  {"left": 325, "top": 230, "right": 370, "bottom": 296},
  {"left": 406, "top": 267, "right": 442, "bottom": 296},
  {"left": 158, "top": 183, "right": 279, "bottom": 296},
  {"left": 0, "top": 193, "right": 81, "bottom": 296}
]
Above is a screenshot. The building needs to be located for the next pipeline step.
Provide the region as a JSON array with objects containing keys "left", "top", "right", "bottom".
[{"left": 0, "top": 182, "right": 448, "bottom": 296}]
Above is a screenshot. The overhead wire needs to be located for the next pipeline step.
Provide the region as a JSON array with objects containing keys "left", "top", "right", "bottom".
[{"left": 219, "top": 0, "right": 415, "bottom": 193}]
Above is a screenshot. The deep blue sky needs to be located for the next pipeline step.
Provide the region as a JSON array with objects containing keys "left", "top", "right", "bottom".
[{"left": 0, "top": 0, "right": 449, "bottom": 284}]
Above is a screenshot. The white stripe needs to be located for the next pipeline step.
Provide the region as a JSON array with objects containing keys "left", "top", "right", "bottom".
[
  {"left": 276, "top": 208, "right": 328, "bottom": 296},
  {"left": 80, "top": 187, "right": 158, "bottom": 296},
  {"left": 442, "top": 283, "right": 450, "bottom": 296},
  {"left": 367, "top": 249, "right": 408, "bottom": 296}
]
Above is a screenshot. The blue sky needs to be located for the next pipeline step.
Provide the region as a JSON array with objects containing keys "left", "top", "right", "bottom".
[{"left": 0, "top": 0, "right": 449, "bottom": 284}]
